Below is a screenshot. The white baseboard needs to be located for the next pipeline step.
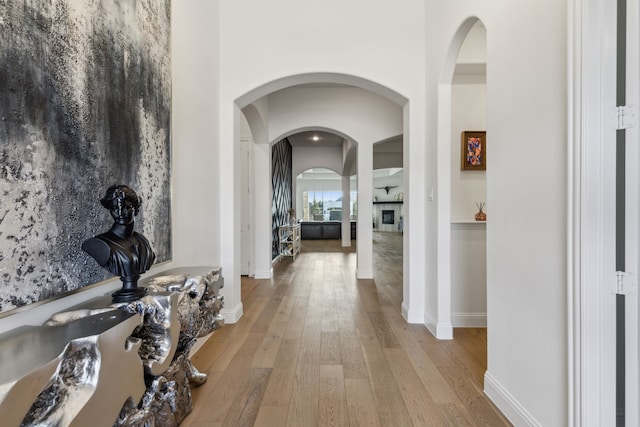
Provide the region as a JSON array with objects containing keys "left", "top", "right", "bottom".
[
  {"left": 253, "top": 268, "right": 272, "bottom": 279},
  {"left": 435, "top": 322, "right": 453, "bottom": 339},
  {"left": 401, "top": 302, "right": 423, "bottom": 324},
  {"left": 422, "top": 311, "right": 453, "bottom": 339},
  {"left": 356, "top": 269, "right": 373, "bottom": 279},
  {"left": 484, "top": 371, "right": 541, "bottom": 427},
  {"left": 425, "top": 323, "right": 454, "bottom": 340},
  {"left": 452, "top": 312, "right": 487, "bottom": 327},
  {"left": 220, "top": 301, "right": 243, "bottom": 324},
  {"left": 424, "top": 312, "right": 437, "bottom": 337}
]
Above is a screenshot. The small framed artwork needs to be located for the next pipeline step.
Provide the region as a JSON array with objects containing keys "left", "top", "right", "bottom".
[{"left": 461, "top": 131, "right": 486, "bottom": 171}]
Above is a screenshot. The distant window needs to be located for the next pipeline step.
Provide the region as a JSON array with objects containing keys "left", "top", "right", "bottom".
[{"left": 302, "top": 190, "right": 357, "bottom": 221}]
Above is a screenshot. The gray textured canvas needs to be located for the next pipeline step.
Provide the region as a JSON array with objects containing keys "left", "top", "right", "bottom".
[{"left": 0, "top": 1, "right": 172, "bottom": 313}]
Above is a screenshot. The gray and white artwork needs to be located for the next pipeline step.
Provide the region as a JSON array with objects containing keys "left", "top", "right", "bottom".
[{"left": 0, "top": 1, "right": 172, "bottom": 313}]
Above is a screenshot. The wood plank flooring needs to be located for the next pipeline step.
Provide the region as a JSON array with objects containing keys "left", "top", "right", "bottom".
[{"left": 182, "top": 233, "right": 511, "bottom": 426}]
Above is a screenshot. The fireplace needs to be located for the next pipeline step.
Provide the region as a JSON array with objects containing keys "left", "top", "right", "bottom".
[{"left": 382, "top": 210, "right": 395, "bottom": 224}]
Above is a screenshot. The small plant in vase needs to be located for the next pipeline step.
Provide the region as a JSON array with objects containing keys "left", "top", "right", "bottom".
[
  {"left": 288, "top": 208, "right": 296, "bottom": 225},
  {"left": 475, "top": 202, "right": 486, "bottom": 221}
]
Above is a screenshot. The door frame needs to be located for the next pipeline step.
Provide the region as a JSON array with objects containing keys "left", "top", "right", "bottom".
[{"left": 568, "top": 0, "right": 639, "bottom": 424}]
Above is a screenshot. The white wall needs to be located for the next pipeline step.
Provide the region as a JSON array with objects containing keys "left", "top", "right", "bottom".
[
  {"left": 218, "top": 0, "right": 427, "bottom": 323},
  {"left": 175, "top": 1, "right": 567, "bottom": 425},
  {"left": 451, "top": 84, "right": 487, "bottom": 220},
  {"left": 450, "top": 80, "right": 487, "bottom": 328},
  {"left": 172, "top": 1, "right": 248, "bottom": 322},
  {"left": 292, "top": 145, "right": 344, "bottom": 178},
  {"left": 372, "top": 172, "right": 404, "bottom": 203},
  {"left": 267, "top": 87, "right": 403, "bottom": 145},
  {"left": 1, "top": 6, "right": 572, "bottom": 424},
  {"left": 450, "top": 224, "right": 486, "bottom": 326},
  {"left": 428, "top": 2, "right": 567, "bottom": 425},
  {"left": 171, "top": 0, "right": 221, "bottom": 269}
]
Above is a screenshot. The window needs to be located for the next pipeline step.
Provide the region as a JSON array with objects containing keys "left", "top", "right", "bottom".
[{"left": 302, "top": 190, "right": 357, "bottom": 221}]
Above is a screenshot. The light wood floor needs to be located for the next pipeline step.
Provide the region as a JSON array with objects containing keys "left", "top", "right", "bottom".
[{"left": 182, "top": 232, "right": 511, "bottom": 426}]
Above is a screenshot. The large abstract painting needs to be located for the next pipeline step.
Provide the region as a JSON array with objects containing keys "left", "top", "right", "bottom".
[{"left": 0, "top": 1, "right": 172, "bottom": 313}]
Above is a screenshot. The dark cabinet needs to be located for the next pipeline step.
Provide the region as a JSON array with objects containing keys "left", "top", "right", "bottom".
[{"left": 300, "top": 221, "right": 357, "bottom": 240}]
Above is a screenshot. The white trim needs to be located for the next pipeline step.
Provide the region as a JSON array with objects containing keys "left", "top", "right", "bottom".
[
  {"left": 401, "top": 302, "right": 424, "bottom": 324},
  {"left": 424, "top": 320, "right": 437, "bottom": 337},
  {"left": 436, "top": 82, "right": 453, "bottom": 343},
  {"left": 451, "top": 312, "right": 486, "bottom": 328},
  {"left": 240, "top": 137, "right": 254, "bottom": 277},
  {"left": 434, "top": 322, "right": 453, "bottom": 340},
  {"left": 569, "top": 0, "right": 619, "bottom": 425},
  {"left": 356, "top": 269, "right": 374, "bottom": 279},
  {"left": 484, "top": 371, "right": 542, "bottom": 427},
  {"left": 567, "top": 0, "right": 581, "bottom": 424},
  {"left": 220, "top": 301, "right": 243, "bottom": 324},
  {"left": 254, "top": 259, "right": 274, "bottom": 279},
  {"left": 253, "top": 269, "right": 273, "bottom": 279},
  {"left": 624, "top": 1, "right": 640, "bottom": 424},
  {"left": 423, "top": 311, "right": 453, "bottom": 339}
]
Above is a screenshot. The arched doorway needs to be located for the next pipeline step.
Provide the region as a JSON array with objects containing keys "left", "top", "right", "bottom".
[
  {"left": 436, "top": 18, "right": 487, "bottom": 339},
  {"left": 232, "top": 73, "right": 415, "bottom": 323}
]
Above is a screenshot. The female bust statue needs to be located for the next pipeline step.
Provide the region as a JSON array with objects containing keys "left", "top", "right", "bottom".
[{"left": 82, "top": 185, "right": 156, "bottom": 303}]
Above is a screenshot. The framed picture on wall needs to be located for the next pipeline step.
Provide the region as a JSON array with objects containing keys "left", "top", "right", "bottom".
[{"left": 461, "top": 131, "right": 486, "bottom": 171}]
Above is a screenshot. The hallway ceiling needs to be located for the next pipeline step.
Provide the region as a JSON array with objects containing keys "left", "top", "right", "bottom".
[{"left": 287, "top": 131, "right": 344, "bottom": 147}]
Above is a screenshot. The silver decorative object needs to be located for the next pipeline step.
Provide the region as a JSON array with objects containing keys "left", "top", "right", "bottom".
[
  {"left": 0, "top": 266, "right": 224, "bottom": 427},
  {"left": 118, "top": 292, "right": 180, "bottom": 376},
  {"left": 0, "top": 310, "right": 144, "bottom": 426},
  {"left": 144, "top": 267, "right": 225, "bottom": 385}
]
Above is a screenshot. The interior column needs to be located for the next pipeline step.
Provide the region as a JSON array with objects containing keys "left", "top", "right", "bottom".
[
  {"left": 253, "top": 141, "right": 273, "bottom": 279},
  {"left": 341, "top": 175, "right": 351, "bottom": 247},
  {"left": 357, "top": 143, "right": 373, "bottom": 278}
]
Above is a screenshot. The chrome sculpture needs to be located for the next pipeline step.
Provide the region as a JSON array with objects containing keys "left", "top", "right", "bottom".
[
  {"left": 0, "top": 266, "right": 224, "bottom": 426},
  {"left": 0, "top": 310, "right": 145, "bottom": 426},
  {"left": 145, "top": 267, "right": 225, "bottom": 385}
]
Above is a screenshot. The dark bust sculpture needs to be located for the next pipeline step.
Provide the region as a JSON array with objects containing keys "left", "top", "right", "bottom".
[{"left": 82, "top": 185, "right": 156, "bottom": 303}]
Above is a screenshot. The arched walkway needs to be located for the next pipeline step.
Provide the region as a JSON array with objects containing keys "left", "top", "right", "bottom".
[
  {"left": 436, "top": 17, "right": 486, "bottom": 339},
  {"left": 229, "top": 73, "right": 415, "bottom": 324}
]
